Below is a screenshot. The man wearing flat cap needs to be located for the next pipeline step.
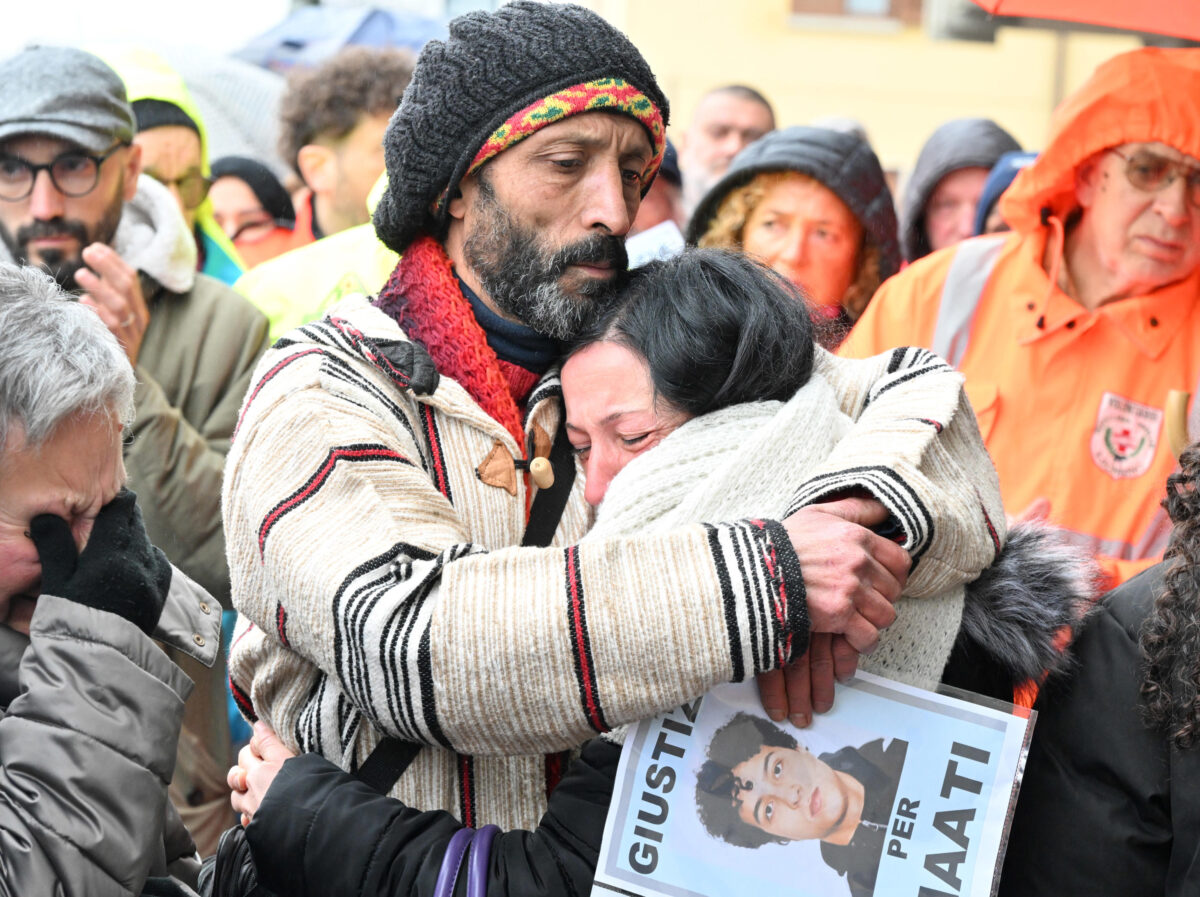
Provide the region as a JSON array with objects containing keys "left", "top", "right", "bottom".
[
  {"left": 843, "top": 48, "right": 1200, "bottom": 591},
  {"left": 224, "top": 4, "right": 998, "bottom": 871},
  {"left": 0, "top": 45, "right": 270, "bottom": 853}
]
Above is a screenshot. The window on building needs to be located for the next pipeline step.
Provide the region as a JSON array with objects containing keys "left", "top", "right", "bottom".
[{"left": 791, "top": 0, "right": 923, "bottom": 25}]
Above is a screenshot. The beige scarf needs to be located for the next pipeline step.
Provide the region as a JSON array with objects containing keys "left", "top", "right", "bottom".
[{"left": 587, "top": 349, "right": 1000, "bottom": 691}]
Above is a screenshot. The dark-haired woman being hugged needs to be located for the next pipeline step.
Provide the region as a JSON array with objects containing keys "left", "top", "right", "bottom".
[
  {"left": 999, "top": 446, "right": 1200, "bottom": 896},
  {"left": 230, "top": 250, "right": 1095, "bottom": 897}
]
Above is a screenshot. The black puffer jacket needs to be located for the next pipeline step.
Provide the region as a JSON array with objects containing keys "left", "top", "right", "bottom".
[
  {"left": 999, "top": 564, "right": 1200, "bottom": 896},
  {"left": 686, "top": 125, "right": 901, "bottom": 286},
  {"left": 247, "top": 738, "right": 619, "bottom": 897},
  {"left": 899, "top": 117, "right": 1020, "bottom": 262}
]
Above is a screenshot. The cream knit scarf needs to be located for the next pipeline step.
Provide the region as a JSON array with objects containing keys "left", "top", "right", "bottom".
[
  {"left": 587, "top": 377, "right": 848, "bottom": 538},
  {"left": 586, "top": 361, "right": 968, "bottom": 692}
]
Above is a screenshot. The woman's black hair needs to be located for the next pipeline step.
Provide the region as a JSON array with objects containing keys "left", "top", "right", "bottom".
[{"left": 571, "top": 248, "right": 816, "bottom": 417}]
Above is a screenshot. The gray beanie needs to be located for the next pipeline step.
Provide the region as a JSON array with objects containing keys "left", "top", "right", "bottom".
[
  {"left": 900, "top": 117, "right": 1021, "bottom": 262},
  {"left": 0, "top": 46, "right": 135, "bottom": 154},
  {"left": 373, "top": 0, "right": 669, "bottom": 255}
]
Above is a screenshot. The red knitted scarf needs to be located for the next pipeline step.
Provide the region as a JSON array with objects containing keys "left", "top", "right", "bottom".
[{"left": 374, "top": 235, "right": 533, "bottom": 451}]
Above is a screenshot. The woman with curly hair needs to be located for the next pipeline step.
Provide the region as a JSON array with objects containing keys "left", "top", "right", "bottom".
[
  {"left": 999, "top": 445, "right": 1200, "bottom": 895},
  {"left": 686, "top": 126, "right": 900, "bottom": 350}
]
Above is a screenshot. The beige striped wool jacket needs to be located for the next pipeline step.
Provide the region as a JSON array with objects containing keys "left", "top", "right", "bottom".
[{"left": 224, "top": 294, "right": 998, "bottom": 830}]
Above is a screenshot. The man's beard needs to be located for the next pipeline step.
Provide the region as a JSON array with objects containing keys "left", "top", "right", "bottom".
[
  {"left": 0, "top": 202, "right": 123, "bottom": 292},
  {"left": 463, "top": 176, "right": 628, "bottom": 341}
]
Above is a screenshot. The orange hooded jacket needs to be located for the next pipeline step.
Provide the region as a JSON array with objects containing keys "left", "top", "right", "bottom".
[{"left": 841, "top": 48, "right": 1200, "bottom": 589}]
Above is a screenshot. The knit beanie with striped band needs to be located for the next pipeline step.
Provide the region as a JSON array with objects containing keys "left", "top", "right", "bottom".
[{"left": 372, "top": 0, "right": 669, "bottom": 255}]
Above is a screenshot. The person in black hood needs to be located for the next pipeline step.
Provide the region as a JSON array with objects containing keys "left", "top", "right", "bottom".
[
  {"left": 999, "top": 441, "right": 1200, "bottom": 896},
  {"left": 686, "top": 126, "right": 899, "bottom": 349},
  {"left": 209, "top": 155, "right": 307, "bottom": 269},
  {"left": 899, "top": 117, "right": 1021, "bottom": 263}
]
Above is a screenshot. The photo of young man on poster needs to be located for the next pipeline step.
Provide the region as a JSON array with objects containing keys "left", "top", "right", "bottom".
[{"left": 695, "top": 712, "right": 908, "bottom": 897}]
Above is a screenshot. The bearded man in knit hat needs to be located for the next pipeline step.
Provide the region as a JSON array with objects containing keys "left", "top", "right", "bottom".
[{"left": 220, "top": 4, "right": 1007, "bottom": 877}]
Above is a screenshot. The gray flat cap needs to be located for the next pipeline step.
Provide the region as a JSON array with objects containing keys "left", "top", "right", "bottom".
[{"left": 0, "top": 46, "right": 135, "bottom": 154}]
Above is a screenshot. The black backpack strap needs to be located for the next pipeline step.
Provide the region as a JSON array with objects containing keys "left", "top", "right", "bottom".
[
  {"left": 352, "top": 427, "right": 573, "bottom": 796},
  {"left": 355, "top": 737, "right": 422, "bottom": 794},
  {"left": 522, "top": 423, "right": 577, "bottom": 548}
]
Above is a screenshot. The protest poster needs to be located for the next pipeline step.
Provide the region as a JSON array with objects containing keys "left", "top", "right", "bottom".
[{"left": 591, "top": 673, "right": 1034, "bottom": 897}]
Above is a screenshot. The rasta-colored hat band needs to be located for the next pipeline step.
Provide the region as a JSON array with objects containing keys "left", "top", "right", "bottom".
[
  {"left": 469, "top": 77, "right": 665, "bottom": 179},
  {"left": 434, "top": 77, "right": 667, "bottom": 212}
]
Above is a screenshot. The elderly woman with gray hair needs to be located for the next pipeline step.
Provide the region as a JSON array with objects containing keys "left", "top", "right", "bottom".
[{"left": 0, "top": 263, "right": 220, "bottom": 895}]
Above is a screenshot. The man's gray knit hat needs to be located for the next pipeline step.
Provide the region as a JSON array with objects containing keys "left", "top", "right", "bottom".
[
  {"left": 0, "top": 46, "right": 135, "bottom": 154},
  {"left": 373, "top": 0, "right": 670, "bottom": 255}
]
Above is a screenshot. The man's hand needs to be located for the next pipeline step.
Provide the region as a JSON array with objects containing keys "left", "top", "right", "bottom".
[
  {"left": 756, "top": 633, "right": 859, "bottom": 727},
  {"left": 228, "top": 721, "right": 296, "bottom": 826},
  {"left": 782, "top": 497, "right": 909, "bottom": 654},
  {"left": 76, "top": 243, "right": 149, "bottom": 366}
]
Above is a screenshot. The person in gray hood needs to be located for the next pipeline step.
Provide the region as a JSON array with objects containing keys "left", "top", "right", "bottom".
[
  {"left": 899, "top": 117, "right": 1021, "bottom": 262},
  {"left": 687, "top": 126, "right": 899, "bottom": 348},
  {"left": 0, "top": 263, "right": 221, "bottom": 896}
]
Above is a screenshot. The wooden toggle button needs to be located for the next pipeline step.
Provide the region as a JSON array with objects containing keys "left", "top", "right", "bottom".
[{"left": 529, "top": 456, "right": 554, "bottom": 489}]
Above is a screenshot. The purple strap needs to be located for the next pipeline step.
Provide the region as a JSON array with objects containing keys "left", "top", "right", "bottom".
[
  {"left": 434, "top": 827, "right": 476, "bottom": 897},
  {"left": 467, "top": 824, "right": 500, "bottom": 897}
]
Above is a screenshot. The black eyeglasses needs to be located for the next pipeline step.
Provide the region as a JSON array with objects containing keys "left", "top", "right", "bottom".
[
  {"left": 147, "top": 171, "right": 213, "bottom": 211},
  {"left": 0, "top": 143, "right": 126, "bottom": 201},
  {"left": 1109, "top": 147, "right": 1200, "bottom": 208}
]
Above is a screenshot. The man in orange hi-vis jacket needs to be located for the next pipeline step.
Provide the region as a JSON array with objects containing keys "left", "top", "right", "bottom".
[{"left": 841, "top": 47, "right": 1200, "bottom": 590}]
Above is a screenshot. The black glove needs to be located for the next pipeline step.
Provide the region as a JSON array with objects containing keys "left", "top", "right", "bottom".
[{"left": 30, "top": 489, "right": 172, "bottom": 635}]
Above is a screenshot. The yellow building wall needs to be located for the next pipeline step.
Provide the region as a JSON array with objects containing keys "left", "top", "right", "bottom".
[{"left": 575, "top": 0, "right": 1139, "bottom": 175}]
